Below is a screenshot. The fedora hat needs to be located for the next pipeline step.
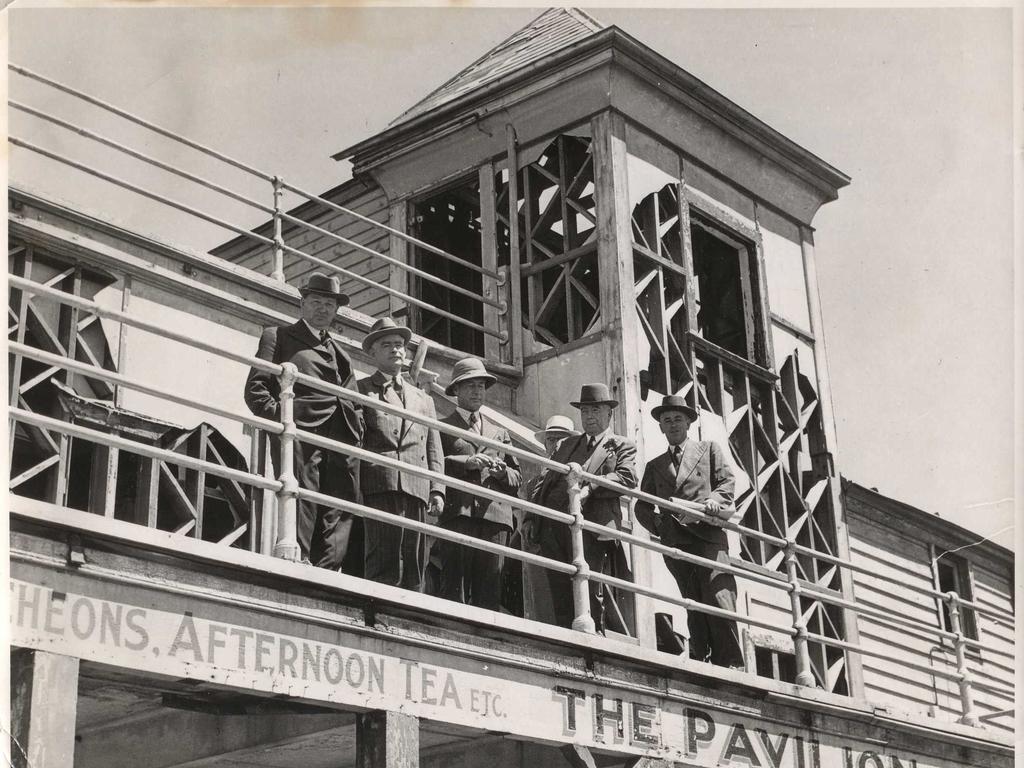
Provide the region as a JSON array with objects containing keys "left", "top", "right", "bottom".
[
  {"left": 444, "top": 357, "right": 497, "bottom": 396},
  {"left": 570, "top": 383, "right": 618, "bottom": 409},
  {"left": 534, "top": 414, "right": 580, "bottom": 443},
  {"left": 651, "top": 395, "right": 698, "bottom": 421},
  {"left": 361, "top": 317, "right": 412, "bottom": 352},
  {"left": 299, "top": 272, "right": 349, "bottom": 306}
]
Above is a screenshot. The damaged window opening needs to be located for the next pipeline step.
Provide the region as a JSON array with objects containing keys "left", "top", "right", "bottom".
[
  {"left": 690, "top": 216, "right": 762, "bottom": 364},
  {"left": 935, "top": 554, "right": 979, "bottom": 641},
  {"left": 410, "top": 178, "right": 485, "bottom": 356}
]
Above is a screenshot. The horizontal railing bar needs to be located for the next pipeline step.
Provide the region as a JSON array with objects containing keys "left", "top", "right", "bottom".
[
  {"left": 9, "top": 342, "right": 283, "bottom": 437},
  {"left": 9, "top": 137, "right": 499, "bottom": 341},
  {"left": 796, "top": 542, "right": 1015, "bottom": 626},
  {"left": 977, "top": 709, "right": 1014, "bottom": 722},
  {"left": 277, "top": 209, "right": 502, "bottom": 309},
  {"left": 9, "top": 275, "right": 1011, "bottom": 637},
  {"left": 967, "top": 679, "right": 1016, "bottom": 699},
  {"left": 9, "top": 100, "right": 274, "bottom": 217},
  {"left": 805, "top": 631, "right": 966, "bottom": 684},
  {"left": 9, "top": 61, "right": 495, "bottom": 283},
  {"left": 589, "top": 570, "right": 797, "bottom": 637},
  {"left": 292, "top": 426, "right": 573, "bottom": 527},
  {"left": 10, "top": 408, "right": 279, "bottom": 491},
  {"left": 11, "top": 100, "right": 498, "bottom": 309},
  {"left": 8, "top": 275, "right": 280, "bottom": 376},
  {"left": 279, "top": 180, "right": 500, "bottom": 281},
  {"left": 689, "top": 332, "right": 778, "bottom": 384},
  {"left": 296, "top": 486, "right": 574, "bottom": 575},
  {"left": 9, "top": 63, "right": 274, "bottom": 182}
]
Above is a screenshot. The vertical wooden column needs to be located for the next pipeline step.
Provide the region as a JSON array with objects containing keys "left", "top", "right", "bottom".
[
  {"left": 389, "top": 202, "right": 409, "bottom": 321},
  {"left": 10, "top": 648, "right": 79, "bottom": 768},
  {"left": 799, "top": 225, "right": 865, "bottom": 698},
  {"left": 479, "top": 163, "right": 503, "bottom": 363},
  {"left": 504, "top": 125, "right": 524, "bottom": 371},
  {"left": 356, "top": 710, "right": 419, "bottom": 768},
  {"left": 591, "top": 111, "right": 648, "bottom": 644}
]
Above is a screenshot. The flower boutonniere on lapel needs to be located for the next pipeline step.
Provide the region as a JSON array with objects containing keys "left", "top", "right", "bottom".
[{"left": 601, "top": 437, "right": 619, "bottom": 452}]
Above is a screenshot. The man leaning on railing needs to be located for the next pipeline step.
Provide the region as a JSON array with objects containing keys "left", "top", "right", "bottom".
[
  {"left": 526, "top": 384, "right": 638, "bottom": 634},
  {"left": 634, "top": 395, "right": 743, "bottom": 669},
  {"left": 243, "top": 272, "right": 365, "bottom": 573}
]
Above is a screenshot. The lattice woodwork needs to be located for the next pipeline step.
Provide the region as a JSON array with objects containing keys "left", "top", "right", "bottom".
[
  {"left": 496, "top": 134, "right": 599, "bottom": 348},
  {"left": 630, "top": 185, "right": 849, "bottom": 694}
]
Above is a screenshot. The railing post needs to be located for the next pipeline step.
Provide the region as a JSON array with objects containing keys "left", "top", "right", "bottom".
[
  {"left": 947, "top": 592, "right": 980, "bottom": 727},
  {"left": 273, "top": 362, "right": 300, "bottom": 561},
  {"left": 567, "top": 464, "right": 595, "bottom": 634},
  {"left": 271, "top": 175, "right": 285, "bottom": 282},
  {"left": 785, "top": 541, "right": 816, "bottom": 687}
]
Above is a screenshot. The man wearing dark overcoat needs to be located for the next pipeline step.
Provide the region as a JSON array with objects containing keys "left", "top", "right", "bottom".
[
  {"left": 244, "top": 272, "right": 364, "bottom": 572},
  {"left": 528, "top": 383, "right": 638, "bottom": 632},
  {"left": 437, "top": 357, "right": 522, "bottom": 610},
  {"left": 634, "top": 395, "right": 744, "bottom": 668},
  {"left": 357, "top": 317, "right": 444, "bottom": 591}
]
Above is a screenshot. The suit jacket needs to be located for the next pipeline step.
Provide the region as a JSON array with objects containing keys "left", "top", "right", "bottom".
[
  {"left": 357, "top": 371, "right": 444, "bottom": 505},
  {"left": 634, "top": 439, "right": 735, "bottom": 546},
  {"left": 244, "top": 321, "right": 363, "bottom": 445},
  {"left": 532, "top": 432, "right": 638, "bottom": 528},
  {"left": 439, "top": 411, "right": 521, "bottom": 530}
]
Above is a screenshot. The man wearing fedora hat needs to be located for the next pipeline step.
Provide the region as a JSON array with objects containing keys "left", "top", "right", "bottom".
[
  {"left": 436, "top": 357, "right": 522, "bottom": 610},
  {"left": 529, "top": 383, "right": 638, "bottom": 633},
  {"left": 357, "top": 317, "right": 444, "bottom": 592},
  {"left": 634, "top": 395, "right": 743, "bottom": 669},
  {"left": 244, "top": 272, "right": 365, "bottom": 573}
]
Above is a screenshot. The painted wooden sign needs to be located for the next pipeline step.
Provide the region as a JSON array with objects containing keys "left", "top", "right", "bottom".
[{"left": 10, "top": 578, "right": 953, "bottom": 767}]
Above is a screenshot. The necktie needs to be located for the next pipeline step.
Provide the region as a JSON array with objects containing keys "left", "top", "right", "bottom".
[
  {"left": 468, "top": 411, "right": 480, "bottom": 433},
  {"left": 319, "top": 329, "right": 330, "bottom": 344},
  {"left": 587, "top": 436, "right": 597, "bottom": 453},
  {"left": 671, "top": 445, "right": 682, "bottom": 471}
]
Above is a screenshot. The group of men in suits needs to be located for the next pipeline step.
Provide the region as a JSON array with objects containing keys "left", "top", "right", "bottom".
[{"left": 244, "top": 272, "right": 743, "bottom": 669}]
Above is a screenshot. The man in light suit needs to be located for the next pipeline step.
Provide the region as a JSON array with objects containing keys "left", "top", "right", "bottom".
[
  {"left": 634, "top": 395, "right": 743, "bottom": 668},
  {"left": 437, "top": 357, "right": 522, "bottom": 610},
  {"left": 528, "top": 383, "right": 638, "bottom": 632},
  {"left": 244, "top": 272, "right": 364, "bottom": 572},
  {"left": 357, "top": 318, "right": 444, "bottom": 591}
]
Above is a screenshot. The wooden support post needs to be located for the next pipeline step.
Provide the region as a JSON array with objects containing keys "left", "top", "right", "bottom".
[
  {"left": 505, "top": 124, "right": 523, "bottom": 371},
  {"left": 87, "top": 443, "right": 119, "bottom": 517},
  {"left": 479, "top": 163, "right": 504, "bottom": 364},
  {"left": 10, "top": 648, "right": 80, "bottom": 768},
  {"left": 114, "top": 275, "right": 131, "bottom": 407},
  {"left": 560, "top": 744, "right": 597, "bottom": 768},
  {"left": 799, "top": 226, "right": 865, "bottom": 697},
  {"left": 356, "top": 710, "right": 419, "bottom": 768},
  {"left": 185, "top": 425, "right": 208, "bottom": 539},
  {"left": 134, "top": 455, "right": 160, "bottom": 528},
  {"left": 388, "top": 202, "right": 409, "bottom": 320},
  {"left": 592, "top": 110, "right": 644, "bottom": 643}
]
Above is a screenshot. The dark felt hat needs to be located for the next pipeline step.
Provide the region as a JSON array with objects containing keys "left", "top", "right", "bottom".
[
  {"left": 651, "top": 395, "right": 698, "bottom": 421},
  {"left": 570, "top": 383, "right": 618, "bottom": 409},
  {"left": 361, "top": 317, "right": 412, "bottom": 352},
  {"left": 299, "top": 272, "right": 349, "bottom": 306},
  {"left": 445, "top": 357, "right": 497, "bottom": 396}
]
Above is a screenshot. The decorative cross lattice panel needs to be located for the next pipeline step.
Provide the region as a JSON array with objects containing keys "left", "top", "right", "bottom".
[
  {"left": 496, "top": 134, "right": 599, "bottom": 348},
  {"left": 630, "top": 185, "right": 849, "bottom": 695}
]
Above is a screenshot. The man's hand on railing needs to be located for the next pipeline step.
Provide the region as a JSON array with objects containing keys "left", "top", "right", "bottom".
[{"left": 427, "top": 491, "right": 444, "bottom": 517}]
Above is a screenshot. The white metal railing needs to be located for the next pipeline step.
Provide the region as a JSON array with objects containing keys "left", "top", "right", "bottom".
[
  {"left": 8, "top": 63, "right": 509, "bottom": 345},
  {"left": 6, "top": 271, "right": 1015, "bottom": 732}
]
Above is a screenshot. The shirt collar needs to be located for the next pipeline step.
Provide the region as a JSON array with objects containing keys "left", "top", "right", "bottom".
[
  {"left": 302, "top": 318, "right": 327, "bottom": 340},
  {"left": 456, "top": 406, "right": 482, "bottom": 429},
  {"left": 373, "top": 369, "right": 404, "bottom": 387},
  {"left": 585, "top": 427, "right": 610, "bottom": 447}
]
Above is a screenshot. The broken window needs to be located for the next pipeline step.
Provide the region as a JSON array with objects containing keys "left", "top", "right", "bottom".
[
  {"left": 496, "top": 134, "right": 599, "bottom": 350},
  {"left": 690, "top": 215, "right": 764, "bottom": 363},
  {"left": 410, "top": 178, "right": 485, "bottom": 356}
]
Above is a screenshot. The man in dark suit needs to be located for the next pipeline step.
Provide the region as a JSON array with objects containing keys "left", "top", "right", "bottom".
[
  {"left": 528, "top": 383, "right": 638, "bottom": 632},
  {"left": 357, "top": 317, "right": 444, "bottom": 591},
  {"left": 437, "top": 357, "right": 521, "bottom": 610},
  {"left": 244, "top": 272, "right": 364, "bottom": 572},
  {"left": 634, "top": 395, "right": 743, "bottom": 669}
]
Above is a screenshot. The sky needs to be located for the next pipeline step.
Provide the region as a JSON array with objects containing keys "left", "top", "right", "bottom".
[{"left": 6, "top": 5, "right": 1017, "bottom": 549}]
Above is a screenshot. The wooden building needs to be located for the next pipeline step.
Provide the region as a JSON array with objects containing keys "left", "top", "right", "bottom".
[{"left": 8, "top": 8, "right": 1014, "bottom": 768}]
